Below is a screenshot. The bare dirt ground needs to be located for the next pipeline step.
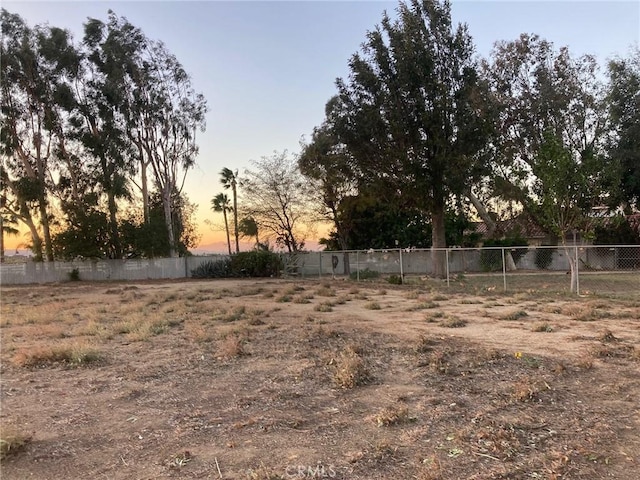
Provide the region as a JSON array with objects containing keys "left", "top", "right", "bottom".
[{"left": 1, "top": 278, "right": 639, "bottom": 479}]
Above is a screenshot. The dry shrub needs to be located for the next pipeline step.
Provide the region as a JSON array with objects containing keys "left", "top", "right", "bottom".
[
  {"left": 598, "top": 330, "right": 618, "bottom": 343},
  {"left": 365, "top": 302, "right": 381, "bottom": 310},
  {"left": 0, "top": 427, "right": 31, "bottom": 459},
  {"left": 333, "top": 345, "right": 369, "bottom": 388},
  {"left": 315, "top": 286, "right": 336, "bottom": 297},
  {"left": 12, "top": 344, "right": 102, "bottom": 368},
  {"left": 512, "top": 376, "right": 549, "bottom": 402},
  {"left": 532, "top": 322, "right": 554, "bottom": 332},
  {"left": 416, "top": 454, "right": 443, "bottom": 480},
  {"left": 314, "top": 302, "right": 333, "bottom": 313},
  {"left": 373, "top": 405, "right": 410, "bottom": 427},
  {"left": 218, "top": 335, "right": 245, "bottom": 359},
  {"left": 501, "top": 310, "right": 528, "bottom": 321},
  {"left": 415, "top": 334, "right": 436, "bottom": 354},
  {"left": 293, "top": 294, "right": 313, "bottom": 304},
  {"left": 186, "top": 324, "right": 214, "bottom": 343},
  {"left": 440, "top": 316, "right": 467, "bottom": 328}
]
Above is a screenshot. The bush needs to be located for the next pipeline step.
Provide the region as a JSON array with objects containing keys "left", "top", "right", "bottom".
[
  {"left": 230, "top": 251, "right": 282, "bottom": 277},
  {"left": 68, "top": 268, "right": 80, "bottom": 281},
  {"left": 534, "top": 245, "right": 554, "bottom": 270},
  {"left": 480, "top": 237, "right": 528, "bottom": 272},
  {"left": 350, "top": 268, "right": 380, "bottom": 280},
  {"left": 387, "top": 275, "right": 402, "bottom": 285},
  {"left": 191, "top": 259, "right": 232, "bottom": 278}
]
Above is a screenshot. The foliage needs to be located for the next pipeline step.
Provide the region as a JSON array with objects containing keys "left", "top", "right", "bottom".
[
  {"left": 387, "top": 275, "right": 402, "bottom": 285},
  {"left": 230, "top": 251, "right": 283, "bottom": 278},
  {"left": 607, "top": 49, "right": 640, "bottom": 209},
  {"left": 480, "top": 236, "right": 528, "bottom": 272},
  {"left": 68, "top": 268, "right": 80, "bottom": 281},
  {"left": 350, "top": 268, "right": 380, "bottom": 280},
  {"left": 325, "top": 0, "right": 493, "bottom": 277},
  {"left": 0, "top": 9, "right": 207, "bottom": 261},
  {"left": 593, "top": 215, "right": 640, "bottom": 245},
  {"left": 190, "top": 259, "right": 232, "bottom": 279},
  {"left": 534, "top": 246, "right": 554, "bottom": 270}
]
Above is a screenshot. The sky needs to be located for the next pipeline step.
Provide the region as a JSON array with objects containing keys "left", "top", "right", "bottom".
[{"left": 3, "top": 0, "right": 639, "bottom": 254}]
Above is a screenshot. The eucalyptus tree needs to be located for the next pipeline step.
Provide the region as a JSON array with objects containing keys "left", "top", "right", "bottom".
[
  {"left": 324, "top": 0, "right": 492, "bottom": 277},
  {"left": 211, "top": 192, "right": 232, "bottom": 255},
  {"left": 83, "top": 11, "right": 207, "bottom": 258},
  {"left": 220, "top": 167, "right": 239, "bottom": 253},
  {"left": 0, "top": 9, "right": 77, "bottom": 260}
]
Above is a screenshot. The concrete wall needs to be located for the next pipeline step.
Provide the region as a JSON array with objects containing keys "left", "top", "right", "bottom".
[{"left": 0, "top": 255, "right": 229, "bottom": 285}]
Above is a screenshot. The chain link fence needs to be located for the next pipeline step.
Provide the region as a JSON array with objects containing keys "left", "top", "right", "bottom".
[{"left": 287, "top": 245, "right": 640, "bottom": 297}]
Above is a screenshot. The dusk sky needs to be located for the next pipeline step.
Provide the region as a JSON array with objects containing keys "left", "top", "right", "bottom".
[{"left": 3, "top": 1, "right": 639, "bottom": 253}]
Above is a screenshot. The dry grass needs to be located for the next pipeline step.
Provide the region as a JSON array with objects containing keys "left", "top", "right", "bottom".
[
  {"left": 12, "top": 344, "right": 102, "bottom": 368},
  {"left": 532, "top": 322, "right": 554, "bottom": 332},
  {"left": 501, "top": 309, "right": 529, "bottom": 320},
  {"left": 0, "top": 427, "right": 31, "bottom": 460},
  {"left": 332, "top": 344, "right": 369, "bottom": 389},
  {"left": 440, "top": 316, "right": 467, "bottom": 328},
  {"left": 217, "top": 335, "right": 245, "bottom": 359},
  {"left": 372, "top": 405, "right": 411, "bottom": 427},
  {"left": 364, "top": 301, "right": 381, "bottom": 310},
  {"left": 314, "top": 302, "right": 333, "bottom": 313}
]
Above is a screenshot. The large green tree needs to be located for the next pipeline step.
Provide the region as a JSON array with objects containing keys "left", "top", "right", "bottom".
[
  {"left": 607, "top": 48, "right": 640, "bottom": 210},
  {"left": 0, "top": 10, "right": 76, "bottom": 261},
  {"left": 326, "top": 0, "right": 492, "bottom": 277},
  {"left": 482, "top": 34, "right": 612, "bottom": 291}
]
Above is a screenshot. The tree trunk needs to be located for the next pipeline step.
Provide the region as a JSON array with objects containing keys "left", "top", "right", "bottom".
[
  {"left": 468, "top": 190, "right": 517, "bottom": 271},
  {"left": 0, "top": 214, "right": 4, "bottom": 263},
  {"left": 162, "top": 187, "right": 177, "bottom": 258},
  {"left": 232, "top": 182, "right": 239, "bottom": 253},
  {"left": 37, "top": 196, "right": 54, "bottom": 261},
  {"left": 106, "top": 189, "right": 122, "bottom": 259},
  {"left": 467, "top": 190, "right": 497, "bottom": 238},
  {"left": 141, "top": 156, "right": 150, "bottom": 224},
  {"left": 431, "top": 202, "right": 447, "bottom": 279},
  {"left": 223, "top": 209, "right": 232, "bottom": 256},
  {"left": 563, "top": 243, "right": 578, "bottom": 293}
]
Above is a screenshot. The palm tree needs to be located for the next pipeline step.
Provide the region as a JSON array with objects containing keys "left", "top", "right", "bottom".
[
  {"left": 211, "top": 193, "right": 232, "bottom": 255},
  {"left": 238, "top": 216, "right": 260, "bottom": 249},
  {"left": 220, "top": 168, "right": 240, "bottom": 253}
]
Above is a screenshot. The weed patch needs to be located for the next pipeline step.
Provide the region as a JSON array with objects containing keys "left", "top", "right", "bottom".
[{"left": 13, "top": 344, "right": 103, "bottom": 368}]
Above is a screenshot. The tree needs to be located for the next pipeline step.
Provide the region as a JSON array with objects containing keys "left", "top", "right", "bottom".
[
  {"left": 607, "top": 48, "right": 640, "bottom": 210},
  {"left": 220, "top": 167, "right": 240, "bottom": 253},
  {"left": 212, "top": 192, "right": 232, "bottom": 255},
  {"left": 482, "top": 34, "right": 612, "bottom": 291},
  {"left": 324, "top": 0, "right": 492, "bottom": 277},
  {"left": 299, "top": 122, "right": 357, "bottom": 272},
  {"left": 0, "top": 10, "right": 76, "bottom": 261},
  {"left": 238, "top": 216, "right": 260, "bottom": 249},
  {"left": 242, "top": 151, "right": 316, "bottom": 253},
  {"left": 84, "top": 11, "right": 207, "bottom": 258}
]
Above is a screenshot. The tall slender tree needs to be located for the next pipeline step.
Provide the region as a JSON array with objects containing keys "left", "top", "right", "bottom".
[
  {"left": 325, "top": 0, "right": 492, "bottom": 277},
  {"left": 211, "top": 192, "right": 232, "bottom": 255},
  {"left": 220, "top": 167, "right": 239, "bottom": 253}
]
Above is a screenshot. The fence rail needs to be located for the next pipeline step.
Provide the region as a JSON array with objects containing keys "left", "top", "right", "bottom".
[
  {"left": 295, "top": 245, "right": 640, "bottom": 297},
  {"left": 1, "top": 246, "right": 638, "bottom": 296}
]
